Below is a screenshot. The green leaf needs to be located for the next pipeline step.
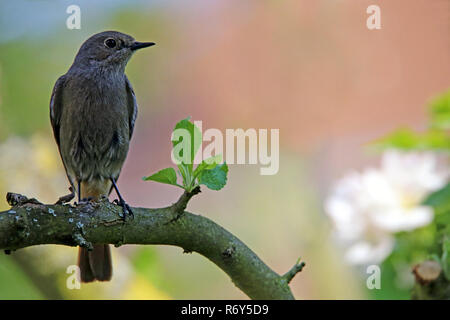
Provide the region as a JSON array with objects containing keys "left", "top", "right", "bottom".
[
  {"left": 423, "top": 182, "right": 450, "bottom": 215},
  {"left": 429, "top": 90, "right": 450, "bottom": 130},
  {"left": 203, "top": 154, "right": 223, "bottom": 166},
  {"left": 198, "top": 163, "right": 229, "bottom": 190},
  {"left": 177, "top": 164, "right": 187, "bottom": 182},
  {"left": 131, "top": 248, "right": 165, "bottom": 288},
  {"left": 171, "top": 117, "right": 202, "bottom": 170},
  {"left": 370, "top": 128, "right": 450, "bottom": 151},
  {"left": 143, "top": 168, "right": 178, "bottom": 186},
  {"left": 193, "top": 154, "right": 223, "bottom": 178},
  {"left": 442, "top": 237, "right": 450, "bottom": 281}
]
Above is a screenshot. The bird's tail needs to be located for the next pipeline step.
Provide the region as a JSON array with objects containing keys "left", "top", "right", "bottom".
[
  {"left": 78, "top": 244, "right": 112, "bottom": 282},
  {"left": 77, "top": 179, "right": 113, "bottom": 282}
]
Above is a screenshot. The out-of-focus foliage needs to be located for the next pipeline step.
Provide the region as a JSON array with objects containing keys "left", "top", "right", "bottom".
[
  {"left": 430, "top": 92, "right": 450, "bottom": 131},
  {"left": 372, "top": 91, "right": 450, "bottom": 151},
  {"left": 128, "top": 247, "right": 171, "bottom": 299},
  {"left": 0, "top": 134, "right": 68, "bottom": 210},
  {"left": 0, "top": 254, "right": 43, "bottom": 299},
  {"left": 424, "top": 183, "right": 450, "bottom": 281},
  {"left": 367, "top": 91, "right": 450, "bottom": 299},
  {"left": 371, "top": 183, "right": 450, "bottom": 299},
  {"left": 371, "top": 129, "right": 449, "bottom": 151}
]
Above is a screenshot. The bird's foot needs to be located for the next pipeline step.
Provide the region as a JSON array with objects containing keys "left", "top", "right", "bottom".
[
  {"left": 113, "top": 198, "right": 134, "bottom": 221},
  {"left": 75, "top": 197, "right": 94, "bottom": 206}
]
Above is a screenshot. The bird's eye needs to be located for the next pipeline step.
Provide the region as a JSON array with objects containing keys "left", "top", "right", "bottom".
[{"left": 104, "top": 38, "right": 117, "bottom": 48}]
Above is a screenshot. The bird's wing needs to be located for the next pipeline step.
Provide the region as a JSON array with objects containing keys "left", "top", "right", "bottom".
[
  {"left": 50, "top": 75, "right": 78, "bottom": 194},
  {"left": 125, "top": 76, "right": 138, "bottom": 139},
  {"left": 50, "top": 75, "right": 66, "bottom": 149}
]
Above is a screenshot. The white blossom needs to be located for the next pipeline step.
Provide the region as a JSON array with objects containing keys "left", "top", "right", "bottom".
[{"left": 325, "top": 150, "right": 448, "bottom": 265}]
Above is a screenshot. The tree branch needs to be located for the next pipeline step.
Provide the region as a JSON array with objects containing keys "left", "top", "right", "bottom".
[
  {"left": 412, "top": 260, "right": 450, "bottom": 300},
  {"left": 282, "top": 258, "right": 306, "bottom": 284},
  {"left": 0, "top": 191, "right": 304, "bottom": 300}
]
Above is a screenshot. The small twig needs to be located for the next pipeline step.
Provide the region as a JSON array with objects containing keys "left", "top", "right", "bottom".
[
  {"left": 6, "top": 192, "right": 43, "bottom": 206},
  {"left": 412, "top": 260, "right": 450, "bottom": 299},
  {"left": 283, "top": 257, "right": 306, "bottom": 284},
  {"left": 55, "top": 187, "right": 75, "bottom": 205},
  {"left": 412, "top": 260, "right": 442, "bottom": 285},
  {"left": 170, "top": 186, "right": 201, "bottom": 218}
]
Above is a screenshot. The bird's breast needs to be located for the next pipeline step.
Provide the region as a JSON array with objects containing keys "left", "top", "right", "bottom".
[{"left": 59, "top": 73, "right": 131, "bottom": 180}]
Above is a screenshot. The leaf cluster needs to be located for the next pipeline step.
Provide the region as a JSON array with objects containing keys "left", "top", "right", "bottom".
[{"left": 143, "top": 118, "right": 228, "bottom": 192}]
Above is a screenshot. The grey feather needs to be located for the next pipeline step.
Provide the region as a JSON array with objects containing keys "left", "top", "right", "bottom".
[
  {"left": 125, "top": 76, "right": 138, "bottom": 139},
  {"left": 50, "top": 75, "right": 66, "bottom": 148}
]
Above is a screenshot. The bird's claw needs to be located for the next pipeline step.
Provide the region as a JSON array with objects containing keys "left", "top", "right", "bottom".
[{"left": 115, "top": 199, "right": 134, "bottom": 221}]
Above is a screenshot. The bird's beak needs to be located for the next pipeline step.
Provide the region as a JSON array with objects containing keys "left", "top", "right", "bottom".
[{"left": 130, "top": 42, "right": 155, "bottom": 51}]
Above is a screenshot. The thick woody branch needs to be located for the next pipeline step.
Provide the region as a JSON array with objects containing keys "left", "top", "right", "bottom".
[{"left": 0, "top": 191, "right": 303, "bottom": 300}]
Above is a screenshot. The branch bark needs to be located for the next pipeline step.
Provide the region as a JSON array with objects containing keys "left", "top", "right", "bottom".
[
  {"left": 0, "top": 191, "right": 304, "bottom": 300},
  {"left": 412, "top": 260, "right": 450, "bottom": 300}
]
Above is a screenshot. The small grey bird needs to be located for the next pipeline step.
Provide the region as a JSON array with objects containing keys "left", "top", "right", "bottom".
[{"left": 50, "top": 31, "right": 154, "bottom": 282}]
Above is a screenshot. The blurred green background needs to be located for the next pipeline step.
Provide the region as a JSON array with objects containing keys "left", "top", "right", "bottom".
[{"left": 0, "top": 0, "right": 449, "bottom": 299}]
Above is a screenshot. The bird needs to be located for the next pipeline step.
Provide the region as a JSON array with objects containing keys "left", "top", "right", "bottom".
[{"left": 49, "top": 31, "right": 155, "bottom": 282}]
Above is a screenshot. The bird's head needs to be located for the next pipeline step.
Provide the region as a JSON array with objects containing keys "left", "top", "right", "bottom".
[{"left": 72, "top": 31, "right": 155, "bottom": 72}]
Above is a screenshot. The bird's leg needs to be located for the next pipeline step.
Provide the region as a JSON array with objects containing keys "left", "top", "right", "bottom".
[
  {"left": 78, "top": 180, "right": 81, "bottom": 203},
  {"left": 55, "top": 186, "right": 75, "bottom": 205},
  {"left": 111, "top": 177, "right": 134, "bottom": 220},
  {"left": 75, "top": 180, "right": 92, "bottom": 204}
]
